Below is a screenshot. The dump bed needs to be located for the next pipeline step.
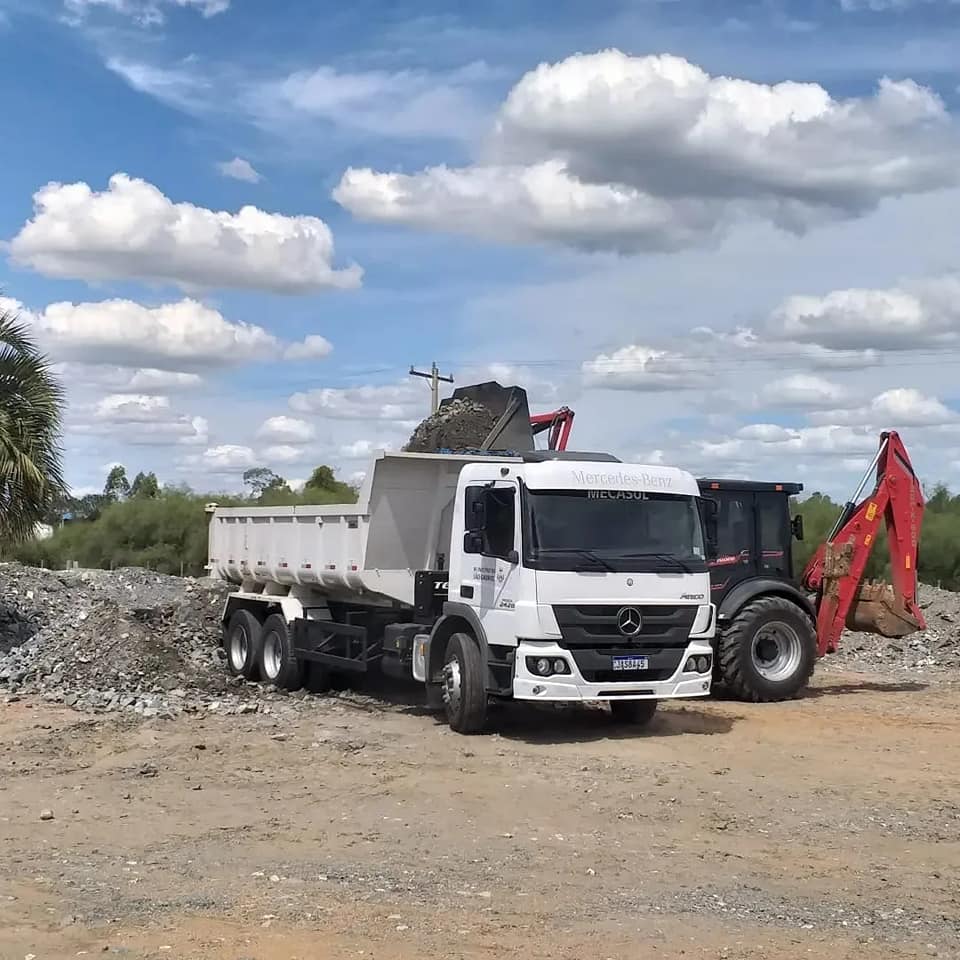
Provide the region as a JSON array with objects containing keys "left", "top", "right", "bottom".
[{"left": 207, "top": 452, "right": 518, "bottom": 607}]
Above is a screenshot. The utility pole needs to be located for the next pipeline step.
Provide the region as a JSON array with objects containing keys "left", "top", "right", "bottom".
[{"left": 409, "top": 362, "right": 454, "bottom": 415}]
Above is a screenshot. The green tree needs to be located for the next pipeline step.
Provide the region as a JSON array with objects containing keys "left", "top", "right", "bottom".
[
  {"left": 0, "top": 303, "right": 65, "bottom": 541},
  {"left": 104, "top": 464, "right": 130, "bottom": 502},
  {"left": 242, "top": 467, "right": 286, "bottom": 498},
  {"left": 130, "top": 471, "right": 160, "bottom": 499}
]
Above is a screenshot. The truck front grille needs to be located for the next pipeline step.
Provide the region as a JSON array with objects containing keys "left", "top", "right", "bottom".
[{"left": 552, "top": 604, "right": 697, "bottom": 650}]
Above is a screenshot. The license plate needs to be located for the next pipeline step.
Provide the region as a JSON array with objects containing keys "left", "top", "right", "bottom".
[{"left": 612, "top": 655, "right": 649, "bottom": 672}]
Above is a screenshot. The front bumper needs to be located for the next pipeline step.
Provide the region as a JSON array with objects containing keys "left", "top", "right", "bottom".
[{"left": 512, "top": 640, "right": 713, "bottom": 702}]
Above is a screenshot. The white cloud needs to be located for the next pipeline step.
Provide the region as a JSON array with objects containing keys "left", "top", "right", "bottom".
[
  {"left": 63, "top": 0, "right": 228, "bottom": 26},
  {"left": 95, "top": 393, "right": 171, "bottom": 422},
  {"left": 201, "top": 445, "right": 256, "bottom": 471},
  {"left": 334, "top": 161, "right": 714, "bottom": 253},
  {"left": 106, "top": 59, "right": 214, "bottom": 113},
  {"left": 284, "top": 334, "right": 333, "bottom": 360},
  {"left": 217, "top": 157, "right": 262, "bottom": 183},
  {"left": 335, "top": 50, "right": 959, "bottom": 252},
  {"left": 339, "top": 439, "right": 395, "bottom": 459},
  {"left": 257, "top": 416, "right": 315, "bottom": 444},
  {"left": 289, "top": 382, "right": 426, "bottom": 421},
  {"left": 32, "top": 298, "right": 281, "bottom": 371},
  {"left": 251, "top": 62, "right": 492, "bottom": 141},
  {"left": 736, "top": 423, "right": 796, "bottom": 443},
  {"left": 260, "top": 444, "right": 309, "bottom": 465},
  {"left": 126, "top": 368, "right": 203, "bottom": 390},
  {"left": 839, "top": 0, "right": 959, "bottom": 9},
  {"left": 758, "top": 374, "right": 852, "bottom": 409},
  {"left": 810, "top": 388, "right": 957, "bottom": 427},
  {"left": 582, "top": 344, "right": 708, "bottom": 391},
  {"left": 767, "top": 277, "right": 960, "bottom": 351},
  {"left": 10, "top": 173, "right": 361, "bottom": 294},
  {"left": 75, "top": 393, "right": 209, "bottom": 447}
]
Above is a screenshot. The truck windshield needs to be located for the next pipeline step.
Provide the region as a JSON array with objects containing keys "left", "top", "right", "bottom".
[{"left": 522, "top": 488, "right": 707, "bottom": 573}]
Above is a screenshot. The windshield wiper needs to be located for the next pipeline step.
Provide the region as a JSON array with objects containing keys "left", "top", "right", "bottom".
[
  {"left": 536, "top": 547, "right": 616, "bottom": 572},
  {"left": 621, "top": 551, "right": 695, "bottom": 572}
]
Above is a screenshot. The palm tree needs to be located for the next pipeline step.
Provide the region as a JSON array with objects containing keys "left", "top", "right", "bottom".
[{"left": 0, "top": 302, "right": 65, "bottom": 542}]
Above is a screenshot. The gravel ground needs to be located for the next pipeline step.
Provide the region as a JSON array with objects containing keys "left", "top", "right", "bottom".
[{"left": 0, "top": 676, "right": 957, "bottom": 959}]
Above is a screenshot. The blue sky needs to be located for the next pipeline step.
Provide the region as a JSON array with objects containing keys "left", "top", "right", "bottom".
[{"left": 1, "top": 0, "right": 960, "bottom": 497}]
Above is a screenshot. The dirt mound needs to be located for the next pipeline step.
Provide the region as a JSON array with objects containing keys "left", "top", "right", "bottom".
[
  {"left": 0, "top": 564, "right": 237, "bottom": 717},
  {"left": 404, "top": 399, "right": 500, "bottom": 453}
]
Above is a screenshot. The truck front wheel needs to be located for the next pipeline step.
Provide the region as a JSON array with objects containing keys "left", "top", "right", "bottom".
[
  {"left": 717, "top": 596, "right": 816, "bottom": 702},
  {"left": 225, "top": 609, "right": 263, "bottom": 680},
  {"left": 259, "top": 614, "right": 305, "bottom": 691},
  {"left": 442, "top": 632, "right": 487, "bottom": 734}
]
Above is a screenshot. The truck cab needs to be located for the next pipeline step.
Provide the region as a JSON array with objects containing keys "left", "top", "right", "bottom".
[{"left": 418, "top": 454, "right": 716, "bottom": 729}]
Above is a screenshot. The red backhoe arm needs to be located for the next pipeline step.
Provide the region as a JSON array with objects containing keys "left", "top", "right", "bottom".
[
  {"left": 530, "top": 407, "right": 575, "bottom": 451},
  {"left": 801, "top": 431, "right": 925, "bottom": 656}
]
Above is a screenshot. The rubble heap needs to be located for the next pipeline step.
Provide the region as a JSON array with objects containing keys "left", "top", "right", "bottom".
[
  {"left": 404, "top": 399, "right": 500, "bottom": 453},
  {"left": 0, "top": 563, "right": 243, "bottom": 718},
  {"left": 823, "top": 582, "right": 960, "bottom": 678}
]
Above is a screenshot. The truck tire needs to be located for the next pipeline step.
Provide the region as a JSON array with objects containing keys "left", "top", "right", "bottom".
[
  {"left": 225, "top": 609, "right": 263, "bottom": 680},
  {"left": 259, "top": 614, "right": 305, "bottom": 691},
  {"left": 442, "top": 632, "right": 487, "bottom": 734},
  {"left": 717, "top": 596, "right": 816, "bottom": 702},
  {"left": 609, "top": 699, "right": 658, "bottom": 727}
]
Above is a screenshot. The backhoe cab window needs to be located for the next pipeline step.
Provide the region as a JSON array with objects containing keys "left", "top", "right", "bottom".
[{"left": 465, "top": 486, "right": 516, "bottom": 559}]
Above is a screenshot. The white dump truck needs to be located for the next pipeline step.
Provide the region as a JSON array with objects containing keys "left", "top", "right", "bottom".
[{"left": 207, "top": 450, "right": 717, "bottom": 733}]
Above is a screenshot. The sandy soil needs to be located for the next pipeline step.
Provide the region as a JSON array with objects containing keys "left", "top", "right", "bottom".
[{"left": 1, "top": 672, "right": 958, "bottom": 960}]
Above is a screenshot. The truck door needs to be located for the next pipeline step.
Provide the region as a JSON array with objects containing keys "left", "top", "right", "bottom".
[{"left": 459, "top": 481, "right": 520, "bottom": 644}]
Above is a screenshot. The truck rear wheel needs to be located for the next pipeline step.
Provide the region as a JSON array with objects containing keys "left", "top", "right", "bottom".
[
  {"left": 259, "top": 614, "right": 305, "bottom": 691},
  {"left": 225, "top": 609, "right": 263, "bottom": 680},
  {"left": 718, "top": 596, "right": 816, "bottom": 702},
  {"left": 442, "top": 632, "right": 487, "bottom": 734}
]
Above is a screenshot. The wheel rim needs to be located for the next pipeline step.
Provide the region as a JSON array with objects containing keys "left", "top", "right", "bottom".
[
  {"left": 262, "top": 629, "right": 282, "bottom": 681},
  {"left": 229, "top": 625, "right": 248, "bottom": 671},
  {"left": 751, "top": 620, "right": 803, "bottom": 682},
  {"left": 442, "top": 655, "right": 462, "bottom": 713}
]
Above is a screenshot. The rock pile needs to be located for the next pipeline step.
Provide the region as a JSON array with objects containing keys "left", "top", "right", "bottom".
[
  {"left": 404, "top": 398, "right": 500, "bottom": 453},
  {"left": 0, "top": 563, "right": 243, "bottom": 718},
  {"left": 824, "top": 582, "right": 960, "bottom": 678}
]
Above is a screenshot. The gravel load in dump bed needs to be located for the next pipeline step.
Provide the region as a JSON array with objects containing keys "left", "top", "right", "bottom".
[
  {"left": 821, "top": 582, "right": 960, "bottom": 679},
  {"left": 404, "top": 398, "right": 500, "bottom": 453}
]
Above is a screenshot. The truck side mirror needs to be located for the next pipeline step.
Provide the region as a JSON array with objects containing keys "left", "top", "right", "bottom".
[
  {"left": 701, "top": 498, "right": 719, "bottom": 559},
  {"left": 791, "top": 514, "right": 804, "bottom": 541},
  {"left": 466, "top": 493, "right": 486, "bottom": 533},
  {"left": 463, "top": 531, "right": 484, "bottom": 554}
]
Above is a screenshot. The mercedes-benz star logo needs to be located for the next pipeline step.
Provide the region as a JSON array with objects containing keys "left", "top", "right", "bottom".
[{"left": 617, "top": 606, "right": 643, "bottom": 637}]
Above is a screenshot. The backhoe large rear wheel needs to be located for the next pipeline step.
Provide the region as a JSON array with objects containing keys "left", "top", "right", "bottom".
[{"left": 717, "top": 596, "right": 816, "bottom": 703}]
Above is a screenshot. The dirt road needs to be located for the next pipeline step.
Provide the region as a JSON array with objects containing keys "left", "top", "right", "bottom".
[{"left": 1, "top": 672, "right": 958, "bottom": 960}]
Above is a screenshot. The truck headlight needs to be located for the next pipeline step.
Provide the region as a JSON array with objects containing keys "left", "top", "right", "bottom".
[
  {"left": 684, "top": 654, "right": 712, "bottom": 674},
  {"left": 526, "top": 657, "right": 570, "bottom": 677}
]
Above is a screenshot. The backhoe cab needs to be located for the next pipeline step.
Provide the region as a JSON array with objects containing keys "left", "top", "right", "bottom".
[{"left": 698, "top": 431, "right": 926, "bottom": 702}]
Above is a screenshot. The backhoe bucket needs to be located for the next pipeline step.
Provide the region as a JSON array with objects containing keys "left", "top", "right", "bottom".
[
  {"left": 443, "top": 381, "right": 534, "bottom": 451},
  {"left": 845, "top": 580, "right": 924, "bottom": 638}
]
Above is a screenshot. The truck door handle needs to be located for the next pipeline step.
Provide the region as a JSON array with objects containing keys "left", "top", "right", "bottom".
[{"left": 460, "top": 585, "right": 474, "bottom": 599}]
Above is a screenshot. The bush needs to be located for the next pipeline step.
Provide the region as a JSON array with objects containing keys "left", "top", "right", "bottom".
[{"left": 6, "top": 465, "right": 360, "bottom": 576}]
